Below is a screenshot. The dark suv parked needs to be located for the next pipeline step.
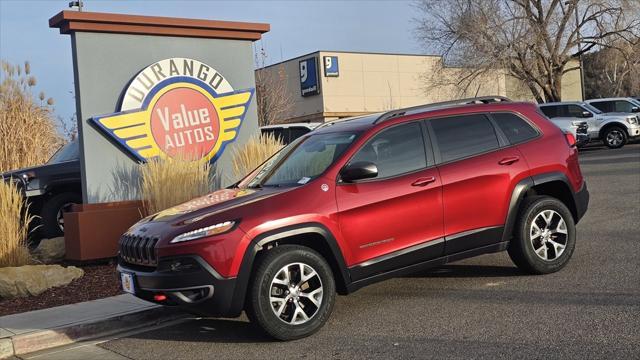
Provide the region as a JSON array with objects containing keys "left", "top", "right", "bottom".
[
  {"left": 117, "top": 97, "right": 589, "bottom": 340},
  {"left": 1, "top": 141, "right": 82, "bottom": 240}
]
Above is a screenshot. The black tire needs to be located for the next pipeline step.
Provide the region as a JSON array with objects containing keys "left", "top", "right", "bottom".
[
  {"left": 40, "top": 192, "right": 81, "bottom": 238},
  {"left": 246, "top": 245, "right": 336, "bottom": 340},
  {"left": 602, "top": 126, "right": 627, "bottom": 149},
  {"left": 508, "top": 196, "right": 576, "bottom": 275}
]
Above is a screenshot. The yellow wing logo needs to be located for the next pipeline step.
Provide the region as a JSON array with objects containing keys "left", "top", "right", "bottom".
[{"left": 91, "top": 80, "right": 254, "bottom": 164}]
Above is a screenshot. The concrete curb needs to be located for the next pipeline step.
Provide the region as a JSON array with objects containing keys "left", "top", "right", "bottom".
[{"left": 0, "top": 307, "right": 185, "bottom": 358}]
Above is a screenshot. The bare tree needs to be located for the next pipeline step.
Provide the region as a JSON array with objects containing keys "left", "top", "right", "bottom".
[
  {"left": 415, "top": 0, "right": 640, "bottom": 103},
  {"left": 584, "top": 40, "right": 640, "bottom": 97},
  {"left": 254, "top": 46, "right": 293, "bottom": 126}
]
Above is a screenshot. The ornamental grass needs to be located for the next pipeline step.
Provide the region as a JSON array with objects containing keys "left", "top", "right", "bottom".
[{"left": 0, "top": 179, "right": 33, "bottom": 267}]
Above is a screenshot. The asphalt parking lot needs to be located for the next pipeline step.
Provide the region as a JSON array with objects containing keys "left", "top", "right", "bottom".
[{"left": 35, "top": 142, "right": 640, "bottom": 360}]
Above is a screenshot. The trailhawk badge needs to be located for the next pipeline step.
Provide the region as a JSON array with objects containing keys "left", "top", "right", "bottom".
[{"left": 91, "top": 58, "right": 254, "bottom": 163}]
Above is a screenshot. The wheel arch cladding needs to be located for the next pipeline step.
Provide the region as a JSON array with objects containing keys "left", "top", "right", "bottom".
[
  {"left": 599, "top": 122, "right": 628, "bottom": 138},
  {"left": 503, "top": 173, "right": 580, "bottom": 242},
  {"left": 236, "top": 224, "right": 351, "bottom": 314}
]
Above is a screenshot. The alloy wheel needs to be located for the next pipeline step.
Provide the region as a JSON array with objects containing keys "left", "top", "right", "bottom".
[
  {"left": 606, "top": 130, "right": 624, "bottom": 147},
  {"left": 56, "top": 203, "right": 75, "bottom": 232},
  {"left": 269, "top": 262, "right": 323, "bottom": 325},
  {"left": 530, "top": 209, "right": 568, "bottom": 261}
]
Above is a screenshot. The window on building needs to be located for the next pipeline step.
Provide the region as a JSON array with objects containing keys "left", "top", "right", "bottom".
[
  {"left": 350, "top": 122, "right": 426, "bottom": 178},
  {"left": 430, "top": 114, "right": 500, "bottom": 162},
  {"left": 492, "top": 113, "right": 538, "bottom": 144}
]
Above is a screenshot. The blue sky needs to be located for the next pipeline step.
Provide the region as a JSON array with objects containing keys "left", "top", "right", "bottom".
[{"left": 0, "top": 0, "right": 422, "bottom": 122}]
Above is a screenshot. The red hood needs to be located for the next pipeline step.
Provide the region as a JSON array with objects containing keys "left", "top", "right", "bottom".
[{"left": 147, "top": 187, "right": 284, "bottom": 224}]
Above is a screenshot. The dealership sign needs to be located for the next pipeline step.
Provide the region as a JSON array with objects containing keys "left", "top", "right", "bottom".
[{"left": 91, "top": 58, "right": 254, "bottom": 163}]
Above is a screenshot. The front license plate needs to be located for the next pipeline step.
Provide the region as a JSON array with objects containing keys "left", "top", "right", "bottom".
[{"left": 120, "top": 272, "right": 135, "bottom": 294}]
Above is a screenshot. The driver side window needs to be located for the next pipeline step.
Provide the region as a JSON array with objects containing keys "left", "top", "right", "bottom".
[{"left": 350, "top": 122, "right": 427, "bottom": 179}]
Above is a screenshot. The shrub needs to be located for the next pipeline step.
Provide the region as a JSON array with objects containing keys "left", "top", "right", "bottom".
[
  {"left": 0, "top": 61, "right": 63, "bottom": 173},
  {"left": 139, "top": 156, "right": 214, "bottom": 215},
  {"left": 230, "top": 133, "right": 284, "bottom": 181},
  {"left": 0, "top": 179, "right": 32, "bottom": 267}
]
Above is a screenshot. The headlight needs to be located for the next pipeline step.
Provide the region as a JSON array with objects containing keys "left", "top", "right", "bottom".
[
  {"left": 627, "top": 116, "right": 638, "bottom": 125},
  {"left": 170, "top": 221, "right": 236, "bottom": 243},
  {"left": 571, "top": 121, "right": 585, "bottom": 126}
]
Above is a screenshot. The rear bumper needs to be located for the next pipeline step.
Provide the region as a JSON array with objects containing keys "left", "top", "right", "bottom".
[
  {"left": 117, "top": 255, "right": 242, "bottom": 318},
  {"left": 574, "top": 182, "right": 589, "bottom": 223}
]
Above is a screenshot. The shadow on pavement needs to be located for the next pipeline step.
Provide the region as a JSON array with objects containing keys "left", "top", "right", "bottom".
[
  {"left": 405, "top": 264, "right": 524, "bottom": 278},
  {"left": 126, "top": 317, "right": 272, "bottom": 343}
]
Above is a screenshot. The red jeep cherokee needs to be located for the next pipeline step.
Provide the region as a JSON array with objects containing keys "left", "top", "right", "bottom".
[{"left": 118, "top": 97, "right": 589, "bottom": 340}]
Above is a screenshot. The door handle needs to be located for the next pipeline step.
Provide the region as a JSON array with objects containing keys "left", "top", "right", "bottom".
[
  {"left": 498, "top": 156, "right": 520, "bottom": 165},
  {"left": 411, "top": 176, "right": 436, "bottom": 187}
]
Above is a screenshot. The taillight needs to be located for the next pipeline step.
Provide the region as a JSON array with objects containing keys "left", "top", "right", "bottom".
[{"left": 564, "top": 132, "right": 576, "bottom": 147}]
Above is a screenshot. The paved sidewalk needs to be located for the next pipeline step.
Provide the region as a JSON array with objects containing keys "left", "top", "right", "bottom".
[{"left": 0, "top": 294, "right": 184, "bottom": 358}]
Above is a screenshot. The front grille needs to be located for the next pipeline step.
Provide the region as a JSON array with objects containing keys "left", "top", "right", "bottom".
[
  {"left": 119, "top": 234, "right": 159, "bottom": 266},
  {"left": 576, "top": 123, "right": 589, "bottom": 135}
]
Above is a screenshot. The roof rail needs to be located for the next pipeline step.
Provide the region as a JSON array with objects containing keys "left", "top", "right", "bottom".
[
  {"left": 374, "top": 95, "right": 512, "bottom": 124},
  {"left": 314, "top": 113, "right": 381, "bottom": 130}
]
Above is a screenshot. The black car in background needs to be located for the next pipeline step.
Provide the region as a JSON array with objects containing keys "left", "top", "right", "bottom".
[{"left": 1, "top": 141, "right": 82, "bottom": 241}]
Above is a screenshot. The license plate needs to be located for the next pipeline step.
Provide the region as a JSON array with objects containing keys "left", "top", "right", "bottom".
[{"left": 120, "top": 272, "right": 135, "bottom": 294}]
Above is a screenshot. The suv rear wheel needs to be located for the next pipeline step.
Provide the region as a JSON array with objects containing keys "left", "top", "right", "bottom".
[
  {"left": 246, "top": 245, "right": 336, "bottom": 340},
  {"left": 508, "top": 196, "right": 576, "bottom": 274},
  {"left": 602, "top": 125, "right": 627, "bottom": 149}
]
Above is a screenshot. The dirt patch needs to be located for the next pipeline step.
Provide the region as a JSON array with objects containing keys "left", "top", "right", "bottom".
[{"left": 0, "top": 260, "right": 122, "bottom": 316}]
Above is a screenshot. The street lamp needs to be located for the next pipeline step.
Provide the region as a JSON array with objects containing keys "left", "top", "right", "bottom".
[
  {"left": 68, "top": 1, "right": 83, "bottom": 11},
  {"left": 566, "top": 0, "right": 586, "bottom": 101}
]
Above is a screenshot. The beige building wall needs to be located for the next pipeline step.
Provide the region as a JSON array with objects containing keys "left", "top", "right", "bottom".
[{"left": 256, "top": 51, "right": 583, "bottom": 123}]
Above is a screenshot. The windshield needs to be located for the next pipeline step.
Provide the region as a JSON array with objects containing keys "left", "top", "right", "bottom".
[
  {"left": 47, "top": 140, "right": 79, "bottom": 164},
  {"left": 242, "top": 131, "right": 358, "bottom": 188},
  {"left": 582, "top": 103, "right": 602, "bottom": 114},
  {"left": 629, "top": 98, "right": 640, "bottom": 107}
]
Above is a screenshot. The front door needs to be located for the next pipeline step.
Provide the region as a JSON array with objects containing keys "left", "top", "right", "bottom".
[{"left": 335, "top": 121, "right": 444, "bottom": 279}]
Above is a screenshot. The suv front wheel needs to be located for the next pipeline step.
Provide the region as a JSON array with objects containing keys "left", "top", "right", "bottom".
[
  {"left": 508, "top": 196, "right": 576, "bottom": 274},
  {"left": 602, "top": 126, "right": 627, "bottom": 149},
  {"left": 246, "top": 245, "right": 336, "bottom": 340}
]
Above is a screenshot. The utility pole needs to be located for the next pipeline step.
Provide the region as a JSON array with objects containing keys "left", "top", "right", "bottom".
[{"left": 573, "top": 1, "right": 586, "bottom": 101}]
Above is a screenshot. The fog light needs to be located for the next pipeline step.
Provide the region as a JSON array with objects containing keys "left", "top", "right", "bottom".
[{"left": 153, "top": 294, "right": 167, "bottom": 302}]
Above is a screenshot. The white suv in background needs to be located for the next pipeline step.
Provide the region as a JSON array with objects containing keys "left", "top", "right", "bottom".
[
  {"left": 539, "top": 102, "right": 640, "bottom": 149},
  {"left": 585, "top": 97, "right": 640, "bottom": 115}
]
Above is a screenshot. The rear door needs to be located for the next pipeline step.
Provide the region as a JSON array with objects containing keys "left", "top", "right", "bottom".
[
  {"left": 336, "top": 121, "right": 444, "bottom": 276},
  {"left": 428, "top": 113, "right": 530, "bottom": 254}
]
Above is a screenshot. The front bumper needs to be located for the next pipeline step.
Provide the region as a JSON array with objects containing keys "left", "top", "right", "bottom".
[
  {"left": 576, "top": 133, "right": 590, "bottom": 147},
  {"left": 627, "top": 123, "right": 640, "bottom": 138},
  {"left": 117, "top": 255, "right": 242, "bottom": 317}
]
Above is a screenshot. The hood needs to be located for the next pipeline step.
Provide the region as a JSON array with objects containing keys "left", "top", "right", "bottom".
[
  {"left": 0, "top": 161, "right": 79, "bottom": 179},
  {"left": 147, "top": 186, "right": 287, "bottom": 224}
]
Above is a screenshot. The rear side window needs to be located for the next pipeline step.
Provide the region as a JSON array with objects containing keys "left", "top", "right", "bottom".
[
  {"left": 589, "top": 101, "right": 614, "bottom": 113},
  {"left": 492, "top": 113, "right": 538, "bottom": 144},
  {"left": 540, "top": 106, "right": 558, "bottom": 118},
  {"left": 430, "top": 114, "right": 500, "bottom": 163},
  {"left": 350, "top": 122, "right": 427, "bottom": 178},
  {"left": 289, "top": 127, "right": 311, "bottom": 142},
  {"left": 262, "top": 128, "right": 288, "bottom": 144}
]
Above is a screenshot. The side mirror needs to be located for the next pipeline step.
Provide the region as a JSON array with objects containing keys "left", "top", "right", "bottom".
[
  {"left": 631, "top": 106, "right": 639, "bottom": 113},
  {"left": 340, "top": 161, "right": 378, "bottom": 182},
  {"left": 581, "top": 111, "right": 593, "bottom": 118}
]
